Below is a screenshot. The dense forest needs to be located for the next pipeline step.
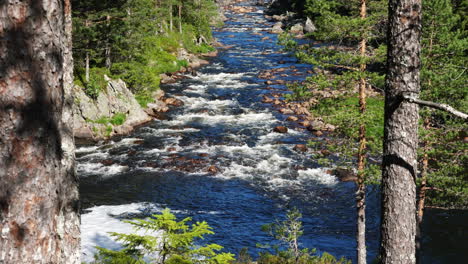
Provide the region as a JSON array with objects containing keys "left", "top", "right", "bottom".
[
  {"left": 0, "top": 0, "right": 466, "bottom": 263},
  {"left": 72, "top": 0, "right": 220, "bottom": 106}
]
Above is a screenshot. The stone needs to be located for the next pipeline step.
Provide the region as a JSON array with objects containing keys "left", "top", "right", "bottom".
[
  {"left": 298, "top": 121, "right": 310, "bottom": 127},
  {"left": 207, "top": 165, "right": 220, "bottom": 174},
  {"left": 286, "top": 116, "right": 299, "bottom": 122},
  {"left": 101, "top": 159, "right": 115, "bottom": 166},
  {"left": 279, "top": 108, "right": 294, "bottom": 115},
  {"left": 314, "top": 130, "right": 323, "bottom": 137},
  {"left": 164, "top": 97, "right": 185, "bottom": 107},
  {"left": 289, "top": 23, "right": 304, "bottom": 34},
  {"left": 273, "top": 126, "right": 288, "bottom": 133},
  {"left": 293, "top": 144, "right": 308, "bottom": 152},
  {"left": 262, "top": 96, "right": 274, "bottom": 103},
  {"left": 146, "top": 101, "right": 169, "bottom": 114},
  {"left": 324, "top": 124, "right": 336, "bottom": 132},
  {"left": 307, "top": 120, "right": 324, "bottom": 131},
  {"left": 304, "top": 17, "right": 316, "bottom": 33},
  {"left": 272, "top": 15, "right": 286, "bottom": 21},
  {"left": 72, "top": 77, "right": 151, "bottom": 140},
  {"left": 152, "top": 89, "right": 165, "bottom": 100},
  {"left": 270, "top": 22, "right": 284, "bottom": 34},
  {"left": 333, "top": 168, "right": 357, "bottom": 182}
]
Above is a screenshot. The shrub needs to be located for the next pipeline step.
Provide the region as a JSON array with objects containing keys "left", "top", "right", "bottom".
[{"left": 93, "top": 209, "right": 235, "bottom": 264}]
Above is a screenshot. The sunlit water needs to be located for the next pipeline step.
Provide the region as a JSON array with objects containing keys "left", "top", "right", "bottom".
[{"left": 78, "top": 2, "right": 466, "bottom": 263}]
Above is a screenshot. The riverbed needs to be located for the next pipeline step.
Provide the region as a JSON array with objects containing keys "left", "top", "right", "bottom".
[{"left": 77, "top": 1, "right": 467, "bottom": 263}]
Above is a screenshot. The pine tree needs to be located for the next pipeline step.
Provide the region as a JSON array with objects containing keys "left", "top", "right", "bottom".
[
  {"left": 380, "top": 0, "right": 422, "bottom": 263},
  {"left": 0, "top": 0, "right": 79, "bottom": 262}
]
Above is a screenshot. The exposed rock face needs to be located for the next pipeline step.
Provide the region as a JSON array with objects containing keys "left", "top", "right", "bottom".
[{"left": 72, "top": 78, "right": 152, "bottom": 141}]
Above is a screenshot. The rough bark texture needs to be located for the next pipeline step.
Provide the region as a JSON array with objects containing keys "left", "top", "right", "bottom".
[
  {"left": 0, "top": 1, "right": 80, "bottom": 263},
  {"left": 380, "top": 0, "right": 421, "bottom": 263},
  {"left": 356, "top": 1, "right": 367, "bottom": 263}
]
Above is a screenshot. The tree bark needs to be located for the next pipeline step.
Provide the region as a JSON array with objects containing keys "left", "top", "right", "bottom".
[
  {"left": 0, "top": 1, "right": 80, "bottom": 263},
  {"left": 105, "top": 15, "right": 112, "bottom": 69},
  {"left": 380, "top": 0, "right": 422, "bottom": 263},
  {"left": 85, "top": 19, "right": 90, "bottom": 83},
  {"left": 178, "top": 4, "right": 183, "bottom": 34},
  {"left": 169, "top": 5, "right": 173, "bottom": 32},
  {"left": 356, "top": 1, "right": 367, "bottom": 263}
]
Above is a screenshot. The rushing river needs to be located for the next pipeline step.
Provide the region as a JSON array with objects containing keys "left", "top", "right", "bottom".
[{"left": 78, "top": 2, "right": 467, "bottom": 263}]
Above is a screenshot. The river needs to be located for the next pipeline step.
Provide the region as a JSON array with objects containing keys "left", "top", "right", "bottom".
[{"left": 77, "top": 1, "right": 467, "bottom": 263}]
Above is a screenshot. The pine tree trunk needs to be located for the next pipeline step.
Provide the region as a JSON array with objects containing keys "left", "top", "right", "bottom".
[
  {"left": 179, "top": 4, "right": 183, "bottom": 34},
  {"left": 105, "top": 15, "right": 111, "bottom": 69},
  {"left": 85, "top": 19, "right": 90, "bottom": 82},
  {"left": 380, "top": 0, "right": 422, "bottom": 263},
  {"left": 356, "top": 1, "right": 367, "bottom": 263},
  {"left": 416, "top": 119, "right": 429, "bottom": 264},
  {"left": 0, "top": 1, "right": 80, "bottom": 263},
  {"left": 170, "top": 5, "right": 173, "bottom": 32},
  {"left": 86, "top": 51, "right": 90, "bottom": 83}
]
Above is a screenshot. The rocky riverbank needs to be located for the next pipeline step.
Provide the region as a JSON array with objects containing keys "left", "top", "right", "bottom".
[
  {"left": 72, "top": 51, "right": 218, "bottom": 143},
  {"left": 72, "top": 0, "right": 236, "bottom": 142}
]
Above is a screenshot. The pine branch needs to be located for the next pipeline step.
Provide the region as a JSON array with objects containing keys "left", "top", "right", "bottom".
[{"left": 402, "top": 95, "right": 468, "bottom": 120}]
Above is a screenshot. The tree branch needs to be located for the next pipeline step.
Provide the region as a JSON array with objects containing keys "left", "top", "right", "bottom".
[{"left": 403, "top": 95, "right": 468, "bottom": 120}]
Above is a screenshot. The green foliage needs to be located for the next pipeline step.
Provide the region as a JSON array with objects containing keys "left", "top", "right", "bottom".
[
  {"left": 253, "top": 208, "right": 350, "bottom": 264},
  {"left": 418, "top": 0, "right": 468, "bottom": 208},
  {"left": 72, "top": 0, "right": 220, "bottom": 102},
  {"left": 111, "top": 62, "right": 161, "bottom": 94},
  {"left": 75, "top": 67, "right": 112, "bottom": 99},
  {"left": 284, "top": 82, "right": 312, "bottom": 101},
  {"left": 110, "top": 113, "right": 127, "bottom": 126},
  {"left": 93, "top": 209, "right": 235, "bottom": 264},
  {"left": 283, "top": 0, "right": 467, "bottom": 207}
]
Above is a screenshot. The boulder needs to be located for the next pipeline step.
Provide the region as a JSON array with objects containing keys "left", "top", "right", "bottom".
[
  {"left": 72, "top": 77, "right": 152, "bottom": 140},
  {"left": 146, "top": 101, "right": 169, "bottom": 114},
  {"left": 262, "top": 96, "right": 274, "bottom": 103},
  {"left": 279, "top": 108, "right": 294, "bottom": 115},
  {"left": 270, "top": 22, "right": 284, "bottom": 34},
  {"left": 289, "top": 23, "right": 304, "bottom": 34},
  {"left": 286, "top": 116, "right": 299, "bottom": 122},
  {"left": 207, "top": 165, "right": 220, "bottom": 174},
  {"left": 293, "top": 144, "right": 308, "bottom": 152},
  {"left": 164, "top": 97, "right": 185, "bottom": 107},
  {"left": 272, "top": 14, "right": 286, "bottom": 21},
  {"left": 333, "top": 168, "right": 357, "bottom": 182},
  {"left": 273, "top": 126, "right": 288, "bottom": 133},
  {"left": 307, "top": 120, "right": 324, "bottom": 131},
  {"left": 304, "top": 17, "right": 317, "bottom": 33}
]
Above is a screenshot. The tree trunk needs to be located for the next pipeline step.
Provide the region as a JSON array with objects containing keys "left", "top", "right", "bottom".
[
  {"left": 0, "top": 1, "right": 80, "bottom": 263},
  {"left": 356, "top": 1, "right": 367, "bottom": 263},
  {"left": 178, "top": 4, "right": 183, "bottom": 34},
  {"left": 415, "top": 119, "right": 430, "bottom": 264},
  {"left": 105, "top": 15, "right": 111, "bottom": 69},
  {"left": 85, "top": 19, "right": 90, "bottom": 82},
  {"left": 380, "top": 0, "right": 422, "bottom": 263},
  {"left": 85, "top": 51, "right": 90, "bottom": 83},
  {"left": 169, "top": 5, "right": 173, "bottom": 32}
]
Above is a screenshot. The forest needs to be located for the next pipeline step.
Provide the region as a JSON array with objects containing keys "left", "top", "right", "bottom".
[{"left": 0, "top": 0, "right": 466, "bottom": 263}]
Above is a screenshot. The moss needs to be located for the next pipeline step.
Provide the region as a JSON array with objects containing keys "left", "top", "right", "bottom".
[{"left": 109, "top": 113, "right": 126, "bottom": 126}]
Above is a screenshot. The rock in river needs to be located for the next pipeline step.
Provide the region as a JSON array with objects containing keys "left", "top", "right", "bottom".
[{"left": 273, "top": 126, "right": 288, "bottom": 133}]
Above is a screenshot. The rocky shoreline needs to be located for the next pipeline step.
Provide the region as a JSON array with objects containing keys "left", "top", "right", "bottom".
[{"left": 72, "top": 49, "right": 220, "bottom": 143}]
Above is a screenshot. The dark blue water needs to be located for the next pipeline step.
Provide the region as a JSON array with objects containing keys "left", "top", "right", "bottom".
[{"left": 78, "top": 2, "right": 466, "bottom": 263}]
